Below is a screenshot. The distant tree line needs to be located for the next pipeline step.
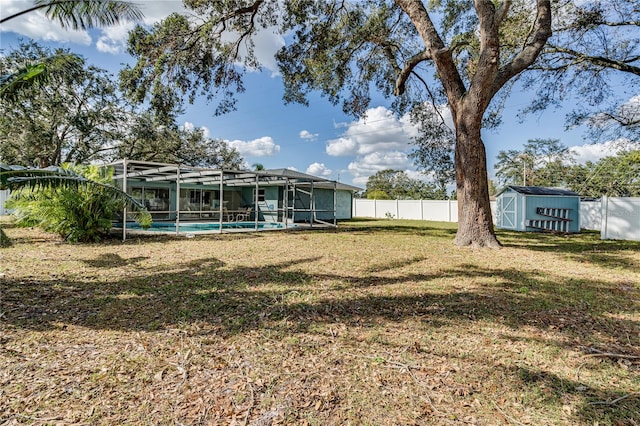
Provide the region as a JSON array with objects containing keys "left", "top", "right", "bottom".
[
  {"left": 494, "top": 139, "right": 640, "bottom": 197},
  {"left": 361, "top": 169, "right": 449, "bottom": 200}
]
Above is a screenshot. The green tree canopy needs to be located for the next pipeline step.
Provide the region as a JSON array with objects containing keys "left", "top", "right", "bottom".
[
  {"left": 566, "top": 150, "right": 640, "bottom": 197},
  {"left": 364, "top": 169, "right": 445, "bottom": 200},
  {"left": 0, "top": 1, "right": 143, "bottom": 100},
  {"left": 0, "top": 42, "right": 125, "bottom": 167},
  {"left": 116, "top": 112, "right": 244, "bottom": 169},
  {"left": 0, "top": 41, "right": 244, "bottom": 170},
  {"left": 494, "top": 139, "right": 573, "bottom": 189}
]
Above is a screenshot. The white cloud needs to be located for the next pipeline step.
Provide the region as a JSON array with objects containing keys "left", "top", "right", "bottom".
[
  {"left": 327, "top": 106, "right": 417, "bottom": 157},
  {"left": 347, "top": 151, "right": 413, "bottom": 186},
  {"left": 182, "top": 121, "right": 211, "bottom": 138},
  {"left": 569, "top": 139, "right": 637, "bottom": 164},
  {"left": 251, "top": 27, "right": 286, "bottom": 73},
  {"left": 327, "top": 106, "right": 422, "bottom": 185},
  {"left": 326, "top": 137, "right": 359, "bottom": 156},
  {"left": 306, "top": 162, "right": 332, "bottom": 177},
  {"left": 183, "top": 121, "right": 195, "bottom": 131},
  {"left": 299, "top": 130, "right": 319, "bottom": 141},
  {"left": 95, "top": 1, "right": 190, "bottom": 53},
  {"left": 219, "top": 25, "right": 285, "bottom": 73},
  {"left": 227, "top": 136, "right": 280, "bottom": 157},
  {"left": 95, "top": 23, "right": 132, "bottom": 53}
]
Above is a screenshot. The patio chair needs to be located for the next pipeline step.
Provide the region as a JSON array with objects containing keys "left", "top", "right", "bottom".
[{"left": 235, "top": 207, "right": 251, "bottom": 222}]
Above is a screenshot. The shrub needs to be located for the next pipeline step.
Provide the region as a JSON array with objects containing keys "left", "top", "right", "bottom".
[{"left": 6, "top": 164, "right": 151, "bottom": 242}]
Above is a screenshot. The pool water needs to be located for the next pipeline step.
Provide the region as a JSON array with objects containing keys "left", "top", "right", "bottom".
[{"left": 119, "top": 221, "right": 289, "bottom": 232}]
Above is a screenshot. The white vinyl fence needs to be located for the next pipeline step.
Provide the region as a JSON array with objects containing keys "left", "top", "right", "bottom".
[
  {"left": 600, "top": 196, "right": 640, "bottom": 241},
  {"left": 0, "top": 190, "right": 10, "bottom": 215},
  {"left": 353, "top": 199, "right": 496, "bottom": 223},
  {"left": 354, "top": 198, "right": 640, "bottom": 242}
]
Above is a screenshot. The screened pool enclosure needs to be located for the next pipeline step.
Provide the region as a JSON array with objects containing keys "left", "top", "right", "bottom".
[{"left": 108, "top": 160, "right": 359, "bottom": 238}]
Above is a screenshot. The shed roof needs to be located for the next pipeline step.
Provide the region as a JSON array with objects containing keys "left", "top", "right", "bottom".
[{"left": 498, "top": 185, "right": 580, "bottom": 197}]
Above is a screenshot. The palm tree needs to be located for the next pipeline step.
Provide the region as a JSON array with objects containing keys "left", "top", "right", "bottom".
[
  {"left": 1, "top": 164, "right": 151, "bottom": 241},
  {"left": 0, "top": 1, "right": 143, "bottom": 99}
]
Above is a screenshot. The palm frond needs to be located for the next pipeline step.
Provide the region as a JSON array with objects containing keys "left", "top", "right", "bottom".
[
  {"left": 0, "top": 53, "right": 83, "bottom": 101},
  {"left": 36, "top": 0, "right": 144, "bottom": 30},
  {"left": 0, "top": 63, "right": 48, "bottom": 101},
  {"left": 0, "top": 164, "right": 146, "bottom": 212},
  {"left": 1, "top": 1, "right": 143, "bottom": 30}
]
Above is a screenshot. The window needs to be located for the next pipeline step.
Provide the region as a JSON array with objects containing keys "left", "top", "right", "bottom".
[
  {"left": 180, "top": 189, "right": 201, "bottom": 211},
  {"left": 132, "top": 187, "right": 169, "bottom": 211},
  {"left": 202, "top": 190, "right": 219, "bottom": 209},
  {"left": 254, "top": 188, "right": 265, "bottom": 203}
]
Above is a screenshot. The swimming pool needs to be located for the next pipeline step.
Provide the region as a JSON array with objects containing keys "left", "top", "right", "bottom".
[{"left": 118, "top": 221, "right": 291, "bottom": 233}]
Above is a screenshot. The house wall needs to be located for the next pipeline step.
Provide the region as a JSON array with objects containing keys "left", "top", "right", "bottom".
[
  {"left": 116, "top": 176, "right": 353, "bottom": 223},
  {"left": 261, "top": 186, "right": 280, "bottom": 222},
  {"left": 314, "top": 188, "right": 336, "bottom": 221},
  {"left": 292, "top": 189, "right": 311, "bottom": 222},
  {"left": 123, "top": 179, "right": 253, "bottom": 220},
  {"left": 336, "top": 190, "right": 353, "bottom": 220}
]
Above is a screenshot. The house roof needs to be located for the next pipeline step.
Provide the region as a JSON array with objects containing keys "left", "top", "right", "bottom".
[
  {"left": 498, "top": 185, "right": 580, "bottom": 197},
  {"left": 104, "top": 160, "right": 361, "bottom": 192},
  {"left": 264, "top": 168, "right": 362, "bottom": 192}
]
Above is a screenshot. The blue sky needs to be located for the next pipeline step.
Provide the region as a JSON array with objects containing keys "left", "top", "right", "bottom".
[{"left": 1, "top": 0, "right": 634, "bottom": 188}]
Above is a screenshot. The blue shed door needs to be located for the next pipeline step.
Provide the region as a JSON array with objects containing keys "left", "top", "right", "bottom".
[{"left": 498, "top": 194, "right": 517, "bottom": 229}]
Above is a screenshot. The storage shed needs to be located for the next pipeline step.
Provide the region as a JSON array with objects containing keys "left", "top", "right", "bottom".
[{"left": 496, "top": 186, "right": 580, "bottom": 233}]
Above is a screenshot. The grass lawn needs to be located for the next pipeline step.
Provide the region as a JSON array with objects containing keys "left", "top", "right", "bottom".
[{"left": 1, "top": 218, "right": 639, "bottom": 425}]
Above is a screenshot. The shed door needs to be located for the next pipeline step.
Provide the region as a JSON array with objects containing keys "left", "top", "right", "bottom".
[{"left": 499, "top": 195, "right": 517, "bottom": 229}]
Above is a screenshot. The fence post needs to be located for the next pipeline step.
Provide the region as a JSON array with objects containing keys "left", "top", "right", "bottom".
[
  {"left": 600, "top": 196, "right": 608, "bottom": 240},
  {"left": 448, "top": 199, "right": 452, "bottom": 222}
]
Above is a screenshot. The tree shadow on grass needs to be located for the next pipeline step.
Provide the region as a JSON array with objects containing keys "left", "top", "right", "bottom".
[
  {"left": 497, "top": 229, "right": 640, "bottom": 272},
  {"left": 507, "top": 365, "right": 640, "bottom": 424},
  {"left": 0, "top": 227, "right": 11, "bottom": 248},
  {"left": 2, "top": 257, "right": 637, "bottom": 341},
  {"left": 82, "top": 253, "right": 150, "bottom": 268},
  {"left": 335, "top": 220, "right": 458, "bottom": 239},
  {"left": 2, "top": 250, "right": 638, "bottom": 424}
]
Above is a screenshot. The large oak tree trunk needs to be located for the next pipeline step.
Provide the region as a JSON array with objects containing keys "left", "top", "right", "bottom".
[{"left": 453, "top": 113, "right": 501, "bottom": 248}]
